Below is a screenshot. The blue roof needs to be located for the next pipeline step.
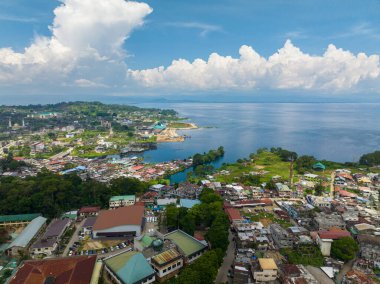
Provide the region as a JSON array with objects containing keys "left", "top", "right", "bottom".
[
  {"left": 180, "top": 199, "right": 201, "bottom": 209},
  {"left": 61, "top": 166, "right": 86, "bottom": 175},
  {"left": 7, "top": 216, "right": 47, "bottom": 249}
]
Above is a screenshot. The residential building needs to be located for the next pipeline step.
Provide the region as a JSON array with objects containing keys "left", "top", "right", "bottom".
[
  {"left": 31, "top": 218, "right": 71, "bottom": 256},
  {"left": 270, "top": 224, "right": 294, "bottom": 248},
  {"left": 151, "top": 249, "right": 183, "bottom": 282},
  {"left": 78, "top": 206, "right": 101, "bottom": 218},
  {"left": 9, "top": 256, "right": 97, "bottom": 284},
  {"left": 357, "top": 235, "right": 380, "bottom": 268},
  {"left": 316, "top": 228, "right": 351, "bottom": 256},
  {"left": 279, "top": 264, "right": 318, "bottom": 284},
  {"left": 179, "top": 199, "right": 201, "bottom": 209},
  {"left": 109, "top": 195, "right": 136, "bottom": 209},
  {"left": 82, "top": 216, "right": 97, "bottom": 235},
  {"left": 252, "top": 258, "right": 278, "bottom": 282},
  {"left": 6, "top": 216, "right": 47, "bottom": 257},
  {"left": 164, "top": 230, "right": 207, "bottom": 264},
  {"left": 104, "top": 251, "right": 155, "bottom": 284},
  {"left": 275, "top": 183, "right": 292, "bottom": 198},
  {"left": 313, "top": 212, "right": 345, "bottom": 230},
  {"left": 92, "top": 205, "right": 145, "bottom": 238}
]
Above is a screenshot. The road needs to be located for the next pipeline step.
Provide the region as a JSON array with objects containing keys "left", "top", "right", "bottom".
[
  {"left": 306, "top": 266, "right": 334, "bottom": 284},
  {"left": 336, "top": 259, "right": 355, "bottom": 284},
  {"left": 330, "top": 171, "right": 336, "bottom": 197},
  {"left": 215, "top": 230, "right": 235, "bottom": 284},
  {"left": 62, "top": 218, "right": 85, "bottom": 256}
]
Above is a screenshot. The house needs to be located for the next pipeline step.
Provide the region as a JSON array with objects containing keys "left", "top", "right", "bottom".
[
  {"left": 31, "top": 218, "right": 71, "bottom": 256},
  {"left": 316, "top": 228, "right": 351, "bottom": 256},
  {"left": 92, "top": 205, "right": 145, "bottom": 238},
  {"left": 270, "top": 224, "right": 294, "bottom": 248},
  {"left": 306, "top": 195, "right": 332, "bottom": 208},
  {"left": 78, "top": 206, "right": 101, "bottom": 218},
  {"left": 275, "top": 183, "right": 292, "bottom": 198},
  {"left": 104, "top": 251, "right": 155, "bottom": 284},
  {"left": 9, "top": 256, "right": 97, "bottom": 284},
  {"left": 109, "top": 195, "right": 136, "bottom": 209},
  {"left": 150, "top": 249, "right": 183, "bottom": 282},
  {"left": 164, "top": 230, "right": 207, "bottom": 264},
  {"left": 312, "top": 162, "right": 326, "bottom": 171},
  {"left": 6, "top": 216, "right": 47, "bottom": 257},
  {"left": 357, "top": 235, "right": 380, "bottom": 268},
  {"left": 252, "top": 258, "right": 278, "bottom": 282}
]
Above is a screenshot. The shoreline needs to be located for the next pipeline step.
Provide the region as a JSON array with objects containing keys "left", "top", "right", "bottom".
[{"left": 156, "top": 122, "right": 198, "bottom": 142}]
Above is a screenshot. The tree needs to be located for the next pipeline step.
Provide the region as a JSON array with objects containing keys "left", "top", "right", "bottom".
[
  {"left": 331, "top": 237, "right": 359, "bottom": 262},
  {"left": 359, "top": 150, "right": 380, "bottom": 166},
  {"left": 314, "top": 183, "right": 325, "bottom": 196},
  {"left": 296, "top": 155, "right": 317, "bottom": 173}
]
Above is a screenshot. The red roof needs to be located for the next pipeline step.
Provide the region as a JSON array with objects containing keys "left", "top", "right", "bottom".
[
  {"left": 93, "top": 205, "right": 145, "bottom": 230},
  {"left": 318, "top": 229, "right": 351, "bottom": 240},
  {"left": 339, "top": 190, "right": 357, "bottom": 198},
  {"left": 9, "top": 256, "right": 96, "bottom": 284},
  {"left": 226, "top": 207, "right": 242, "bottom": 222},
  {"left": 78, "top": 206, "right": 100, "bottom": 214},
  {"left": 131, "top": 165, "right": 144, "bottom": 171}
]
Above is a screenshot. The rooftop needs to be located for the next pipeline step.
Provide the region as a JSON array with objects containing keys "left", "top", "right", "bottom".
[
  {"left": 179, "top": 199, "right": 201, "bottom": 209},
  {"left": 105, "top": 251, "right": 154, "bottom": 284},
  {"left": 78, "top": 206, "right": 100, "bottom": 214},
  {"left": 164, "top": 230, "right": 207, "bottom": 257},
  {"left": 0, "top": 213, "right": 41, "bottom": 223},
  {"left": 9, "top": 256, "right": 97, "bottom": 284},
  {"left": 109, "top": 195, "right": 136, "bottom": 202},
  {"left": 93, "top": 205, "right": 144, "bottom": 231},
  {"left": 7, "top": 216, "right": 47, "bottom": 249},
  {"left": 258, "top": 258, "right": 278, "bottom": 270},
  {"left": 151, "top": 249, "right": 181, "bottom": 266}
]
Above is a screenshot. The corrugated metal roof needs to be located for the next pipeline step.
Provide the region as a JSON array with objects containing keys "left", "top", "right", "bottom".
[
  {"left": 105, "top": 251, "right": 154, "bottom": 283},
  {"left": 165, "top": 230, "right": 206, "bottom": 257},
  {"left": 152, "top": 249, "right": 181, "bottom": 265},
  {"left": 109, "top": 195, "right": 135, "bottom": 202},
  {"left": 179, "top": 199, "right": 201, "bottom": 209},
  {"left": 8, "top": 216, "right": 47, "bottom": 249},
  {"left": 0, "top": 213, "right": 41, "bottom": 223}
]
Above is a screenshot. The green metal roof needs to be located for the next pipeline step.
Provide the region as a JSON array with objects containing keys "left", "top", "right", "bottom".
[
  {"left": 141, "top": 235, "right": 154, "bottom": 247},
  {"left": 109, "top": 195, "right": 135, "bottom": 202},
  {"left": 105, "top": 251, "right": 154, "bottom": 284},
  {"left": 312, "top": 162, "right": 326, "bottom": 170},
  {"left": 0, "top": 213, "right": 41, "bottom": 223},
  {"left": 165, "top": 230, "right": 206, "bottom": 257}
]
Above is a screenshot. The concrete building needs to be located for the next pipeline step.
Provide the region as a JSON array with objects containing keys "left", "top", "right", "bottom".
[
  {"left": 93, "top": 205, "right": 145, "bottom": 239},
  {"left": 313, "top": 212, "right": 345, "bottom": 230},
  {"left": 164, "top": 230, "right": 207, "bottom": 264},
  {"left": 270, "top": 224, "right": 294, "bottom": 248},
  {"left": 151, "top": 249, "right": 183, "bottom": 282},
  {"left": 109, "top": 195, "right": 136, "bottom": 209},
  {"left": 6, "top": 216, "right": 47, "bottom": 257},
  {"left": 78, "top": 206, "right": 101, "bottom": 218},
  {"left": 252, "top": 258, "right": 278, "bottom": 282},
  {"left": 275, "top": 183, "right": 292, "bottom": 198},
  {"left": 357, "top": 235, "right": 380, "bottom": 268},
  {"left": 316, "top": 229, "right": 351, "bottom": 256},
  {"left": 104, "top": 251, "right": 155, "bottom": 284}
]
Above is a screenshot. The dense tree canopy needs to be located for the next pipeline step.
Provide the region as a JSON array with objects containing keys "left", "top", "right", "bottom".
[
  {"left": 331, "top": 237, "right": 359, "bottom": 262},
  {"left": 295, "top": 155, "right": 317, "bottom": 173},
  {"left": 359, "top": 150, "right": 380, "bottom": 166},
  {"left": 0, "top": 171, "right": 149, "bottom": 218},
  {"left": 192, "top": 147, "right": 224, "bottom": 167}
]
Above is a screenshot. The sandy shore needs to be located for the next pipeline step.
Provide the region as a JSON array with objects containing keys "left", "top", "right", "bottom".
[{"left": 156, "top": 123, "right": 198, "bottom": 142}]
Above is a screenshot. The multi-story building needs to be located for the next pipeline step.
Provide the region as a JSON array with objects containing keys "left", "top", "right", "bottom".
[
  {"left": 252, "top": 258, "right": 278, "bottom": 282},
  {"left": 270, "top": 224, "right": 294, "bottom": 248},
  {"left": 151, "top": 249, "right": 183, "bottom": 282},
  {"left": 109, "top": 195, "right": 136, "bottom": 209}
]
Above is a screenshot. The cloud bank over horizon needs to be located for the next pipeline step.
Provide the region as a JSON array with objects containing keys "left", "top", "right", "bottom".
[
  {"left": 0, "top": 0, "right": 152, "bottom": 87},
  {"left": 130, "top": 40, "right": 380, "bottom": 92},
  {"left": 0, "top": 0, "right": 379, "bottom": 96}
]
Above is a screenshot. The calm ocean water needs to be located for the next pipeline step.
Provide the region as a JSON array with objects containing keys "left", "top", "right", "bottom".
[{"left": 132, "top": 102, "right": 380, "bottom": 183}]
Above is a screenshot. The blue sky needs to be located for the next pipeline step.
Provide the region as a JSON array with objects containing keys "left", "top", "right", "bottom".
[{"left": 0, "top": 0, "right": 380, "bottom": 102}]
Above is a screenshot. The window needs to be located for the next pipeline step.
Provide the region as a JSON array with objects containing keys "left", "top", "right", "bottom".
[
  {"left": 172, "top": 264, "right": 176, "bottom": 268},
  {"left": 168, "top": 266, "right": 171, "bottom": 271},
  {"left": 177, "top": 261, "right": 181, "bottom": 266},
  {"left": 163, "top": 269, "right": 167, "bottom": 273}
]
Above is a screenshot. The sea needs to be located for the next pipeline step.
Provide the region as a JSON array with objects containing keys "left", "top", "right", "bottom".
[{"left": 131, "top": 102, "right": 380, "bottom": 183}]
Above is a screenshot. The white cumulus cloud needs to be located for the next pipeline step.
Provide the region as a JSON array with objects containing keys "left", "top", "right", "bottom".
[
  {"left": 129, "top": 40, "right": 380, "bottom": 91},
  {"left": 0, "top": 0, "right": 152, "bottom": 87}
]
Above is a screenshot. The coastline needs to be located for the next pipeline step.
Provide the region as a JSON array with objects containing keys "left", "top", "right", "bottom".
[{"left": 156, "top": 122, "right": 198, "bottom": 142}]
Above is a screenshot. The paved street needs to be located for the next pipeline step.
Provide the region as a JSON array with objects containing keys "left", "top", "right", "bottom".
[
  {"left": 336, "top": 258, "right": 355, "bottom": 284},
  {"left": 215, "top": 230, "right": 235, "bottom": 284},
  {"left": 62, "top": 218, "right": 85, "bottom": 256}
]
